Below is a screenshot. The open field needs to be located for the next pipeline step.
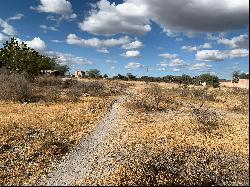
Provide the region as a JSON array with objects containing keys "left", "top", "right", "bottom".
[
  {"left": 0, "top": 0, "right": 249, "bottom": 185},
  {"left": 0, "top": 78, "right": 249, "bottom": 186},
  {"left": 0, "top": 76, "right": 129, "bottom": 185}
]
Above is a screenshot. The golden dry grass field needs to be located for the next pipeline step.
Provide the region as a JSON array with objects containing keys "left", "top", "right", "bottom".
[
  {"left": 0, "top": 76, "right": 128, "bottom": 185},
  {"left": 0, "top": 77, "right": 249, "bottom": 186},
  {"left": 74, "top": 82, "right": 249, "bottom": 186}
]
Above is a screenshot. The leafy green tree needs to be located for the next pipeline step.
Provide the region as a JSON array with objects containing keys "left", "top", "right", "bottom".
[
  {"left": 127, "top": 73, "right": 137, "bottom": 81},
  {"left": 54, "top": 64, "right": 70, "bottom": 76},
  {"left": 198, "top": 73, "right": 220, "bottom": 87},
  {"left": 117, "top": 74, "right": 128, "bottom": 80},
  {"left": 180, "top": 74, "right": 193, "bottom": 84},
  {"left": 239, "top": 72, "right": 249, "bottom": 79},
  {"left": 87, "top": 69, "right": 102, "bottom": 79},
  {"left": 163, "top": 75, "right": 174, "bottom": 83},
  {"left": 232, "top": 71, "right": 240, "bottom": 83},
  {"left": 0, "top": 37, "right": 57, "bottom": 77},
  {"left": 103, "top": 74, "right": 108, "bottom": 79}
]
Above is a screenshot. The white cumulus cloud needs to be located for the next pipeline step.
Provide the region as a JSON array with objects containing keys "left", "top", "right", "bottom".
[
  {"left": 122, "top": 40, "right": 143, "bottom": 50},
  {"left": 122, "top": 50, "right": 141, "bottom": 58},
  {"left": 173, "top": 68, "right": 181, "bottom": 72},
  {"left": 80, "top": 0, "right": 249, "bottom": 36},
  {"left": 196, "top": 49, "right": 249, "bottom": 61},
  {"left": 47, "top": 51, "right": 93, "bottom": 67},
  {"left": 125, "top": 62, "right": 143, "bottom": 69},
  {"left": 0, "top": 18, "right": 17, "bottom": 36},
  {"left": 8, "top": 13, "right": 24, "bottom": 21},
  {"left": 188, "top": 63, "right": 212, "bottom": 71},
  {"left": 79, "top": 0, "right": 151, "bottom": 36},
  {"left": 25, "top": 37, "right": 47, "bottom": 51},
  {"left": 66, "top": 33, "right": 130, "bottom": 48},
  {"left": 182, "top": 43, "right": 212, "bottom": 52},
  {"left": 181, "top": 46, "right": 198, "bottom": 52},
  {"left": 159, "top": 53, "right": 178, "bottom": 59},
  {"left": 169, "top": 58, "right": 187, "bottom": 67},
  {"left": 218, "top": 34, "right": 249, "bottom": 49},
  {"left": 31, "top": 0, "right": 77, "bottom": 20},
  {"left": 96, "top": 48, "right": 109, "bottom": 53},
  {"left": 40, "top": 25, "right": 58, "bottom": 32}
]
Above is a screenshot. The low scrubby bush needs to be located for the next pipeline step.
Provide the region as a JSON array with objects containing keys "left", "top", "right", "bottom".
[
  {"left": 114, "top": 146, "right": 247, "bottom": 186},
  {"left": 128, "top": 84, "right": 180, "bottom": 112},
  {"left": 67, "top": 81, "right": 105, "bottom": 100},
  {"left": 0, "top": 70, "right": 31, "bottom": 102},
  {"left": 34, "top": 76, "right": 64, "bottom": 87},
  {"left": 192, "top": 107, "right": 224, "bottom": 133}
]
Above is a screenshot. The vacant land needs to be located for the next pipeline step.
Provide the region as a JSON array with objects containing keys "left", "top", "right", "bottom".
[
  {"left": 0, "top": 75, "right": 129, "bottom": 185},
  {"left": 0, "top": 77, "right": 249, "bottom": 186}
]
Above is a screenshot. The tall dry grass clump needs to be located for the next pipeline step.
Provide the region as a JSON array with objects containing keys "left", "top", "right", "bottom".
[
  {"left": 127, "top": 83, "right": 180, "bottom": 112},
  {"left": 0, "top": 69, "right": 31, "bottom": 102},
  {"left": 31, "top": 76, "right": 130, "bottom": 102}
]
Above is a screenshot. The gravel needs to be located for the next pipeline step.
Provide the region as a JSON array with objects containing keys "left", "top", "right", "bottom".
[{"left": 39, "top": 96, "right": 125, "bottom": 186}]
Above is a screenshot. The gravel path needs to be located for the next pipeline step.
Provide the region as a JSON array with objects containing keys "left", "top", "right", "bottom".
[{"left": 39, "top": 95, "right": 125, "bottom": 186}]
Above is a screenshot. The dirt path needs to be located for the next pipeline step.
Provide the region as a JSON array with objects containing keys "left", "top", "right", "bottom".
[{"left": 39, "top": 95, "right": 125, "bottom": 186}]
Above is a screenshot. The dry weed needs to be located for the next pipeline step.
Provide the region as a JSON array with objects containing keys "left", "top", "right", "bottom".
[
  {"left": 0, "top": 96, "right": 115, "bottom": 185},
  {"left": 0, "top": 71, "right": 31, "bottom": 102}
]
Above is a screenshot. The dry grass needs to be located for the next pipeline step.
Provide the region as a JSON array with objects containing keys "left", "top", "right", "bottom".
[
  {"left": 0, "top": 97, "right": 116, "bottom": 185},
  {"left": 0, "top": 72, "right": 31, "bottom": 102},
  {"left": 30, "top": 76, "right": 129, "bottom": 103},
  {"left": 0, "top": 76, "right": 132, "bottom": 185},
  {"left": 76, "top": 82, "right": 249, "bottom": 186},
  {"left": 126, "top": 83, "right": 182, "bottom": 112},
  {"left": 0, "top": 78, "right": 248, "bottom": 186}
]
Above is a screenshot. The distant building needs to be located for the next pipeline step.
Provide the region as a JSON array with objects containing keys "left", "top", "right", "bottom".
[{"left": 75, "top": 70, "right": 85, "bottom": 78}]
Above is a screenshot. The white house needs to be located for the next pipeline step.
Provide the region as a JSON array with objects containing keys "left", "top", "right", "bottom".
[{"left": 75, "top": 70, "right": 85, "bottom": 78}]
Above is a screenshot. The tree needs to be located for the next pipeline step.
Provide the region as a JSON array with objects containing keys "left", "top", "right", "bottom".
[
  {"left": 0, "top": 37, "right": 57, "bottom": 77},
  {"left": 239, "top": 72, "right": 249, "bottom": 79},
  {"left": 198, "top": 73, "right": 220, "bottom": 88},
  {"left": 117, "top": 74, "right": 128, "bottom": 80},
  {"left": 232, "top": 71, "right": 240, "bottom": 83},
  {"left": 87, "top": 69, "right": 102, "bottom": 79},
  {"left": 103, "top": 74, "right": 108, "bottom": 79},
  {"left": 127, "top": 73, "right": 137, "bottom": 81},
  {"left": 180, "top": 74, "right": 193, "bottom": 84},
  {"left": 54, "top": 64, "right": 70, "bottom": 76},
  {"left": 163, "top": 75, "right": 174, "bottom": 83}
]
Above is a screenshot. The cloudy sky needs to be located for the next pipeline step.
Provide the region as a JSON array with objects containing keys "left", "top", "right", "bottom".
[{"left": 0, "top": 0, "right": 249, "bottom": 79}]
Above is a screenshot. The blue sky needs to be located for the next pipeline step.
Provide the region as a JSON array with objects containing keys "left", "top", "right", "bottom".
[{"left": 0, "top": 0, "right": 249, "bottom": 79}]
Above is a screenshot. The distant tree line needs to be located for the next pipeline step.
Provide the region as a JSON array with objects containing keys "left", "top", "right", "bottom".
[
  {"left": 85, "top": 71, "right": 220, "bottom": 88},
  {"left": 0, "top": 37, "right": 69, "bottom": 77},
  {"left": 85, "top": 69, "right": 249, "bottom": 88},
  {"left": 121, "top": 73, "right": 220, "bottom": 87}
]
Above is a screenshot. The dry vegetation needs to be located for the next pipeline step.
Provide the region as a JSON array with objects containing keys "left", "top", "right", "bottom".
[
  {"left": 0, "top": 73, "right": 130, "bottom": 185},
  {"left": 76, "top": 82, "right": 249, "bottom": 186},
  {"left": 0, "top": 73, "right": 248, "bottom": 186}
]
